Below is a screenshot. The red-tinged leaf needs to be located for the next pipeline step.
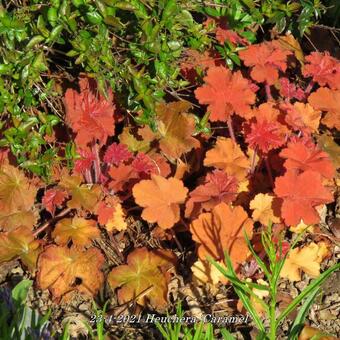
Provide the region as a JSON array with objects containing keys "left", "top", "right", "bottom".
[
  {"left": 194, "top": 66, "right": 256, "bottom": 122},
  {"left": 132, "top": 175, "right": 188, "bottom": 229},
  {"left": 103, "top": 143, "right": 132, "bottom": 165},
  {"left": 308, "top": 87, "right": 340, "bottom": 130},
  {"left": 303, "top": 52, "right": 340, "bottom": 90},
  {"left": 37, "top": 245, "right": 105, "bottom": 301},
  {"left": 274, "top": 170, "right": 334, "bottom": 226},
  {"left": 214, "top": 17, "right": 248, "bottom": 46},
  {"left": 108, "top": 247, "right": 176, "bottom": 310},
  {"left": 180, "top": 49, "right": 222, "bottom": 82},
  {"left": 280, "top": 140, "right": 335, "bottom": 179},
  {"left": 0, "top": 226, "right": 43, "bottom": 271},
  {"left": 42, "top": 188, "right": 68, "bottom": 215},
  {"left": 279, "top": 77, "right": 305, "bottom": 100},
  {"left": 239, "top": 41, "right": 292, "bottom": 84},
  {"left": 246, "top": 120, "right": 285, "bottom": 154},
  {"left": 52, "top": 217, "right": 100, "bottom": 247},
  {"left": 108, "top": 164, "right": 139, "bottom": 192},
  {"left": 131, "top": 152, "right": 158, "bottom": 175},
  {"left": 74, "top": 148, "right": 95, "bottom": 174},
  {"left": 190, "top": 203, "right": 253, "bottom": 269},
  {"left": 64, "top": 77, "right": 116, "bottom": 147},
  {"left": 96, "top": 199, "right": 127, "bottom": 232},
  {"left": 185, "top": 170, "right": 238, "bottom": 219}
]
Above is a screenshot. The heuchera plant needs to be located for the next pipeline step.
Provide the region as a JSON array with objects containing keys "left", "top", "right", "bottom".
[{"left": 0, "top": 32, "right": 339, "bottom": 337}]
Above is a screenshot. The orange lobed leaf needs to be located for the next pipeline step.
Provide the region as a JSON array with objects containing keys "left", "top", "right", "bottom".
[
  {"left": 239, "top": 40, "right": 292, "bottom": 84},
  {"left": 37, "top": 245, "right": 105, "bottom": 300},
  {"left": 298, "top": 325, "right": 337, "bottom": 340},
  {"left": 282, "top": 102, "right": 321, "bottom": 133},
  {"left": 194, "top": 66, "right": 256, "bottom": 121},
  {"left": 0, "top": 226, "right": 43, "bottom": 271},
  {"left": 274, "top": 170, "right": 334, "bottom": 226},
  {"left": 249, "top": 193, "right": 280, "bottom": 225},
  {"left": 59, "top": 173, "right": 101, "bottom": 212},
  {"left": 317, "top": 134, "right": 340, "bottom": 169},
  {"left": 119, "top": 127, "right": 151, "bottom": 153},
  {"left": 108, "top": 247, "right": 176, "bottom": 310},
  {"left": 108, "top": 163, "right": 139, "bottom": 192},
  {"left": 52, "top": 217, "right": 100, "bottom": 247},
  {"left": 308, "top": 87, "right": 340, "bottom": 130},
  {"left": 150, "top": 101, "right": 200, "bottom": 159},
  {"left": 303, "top": 52, "right": 340, "bottom": 90},
  {"left": 280, "top": 140, "right": 335, "bottom": 179},
  {"left": 132, "top": 175, "right": 188, "bottom": 229},
  {"left": 0, "top": 163, "right": 37, "bottom": 215},
  {"left": 280, "top": 242, "right": 330, "bottom": 282},
  {"left": 64, "top": 77, "right": 116, "bottom": 146},
  {"left": 190, "top": 202, "right": 253, "bottom": 270},
  {"left": 204, "top": 137, "right": 250, "bottom": 181},
  {"left": 185, "top": 170, "right": 238, "bottom": 219}
]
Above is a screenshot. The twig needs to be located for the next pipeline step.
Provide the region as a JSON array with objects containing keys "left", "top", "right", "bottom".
[
  {"left": 33, "top": 208, "right": 72, "bottom": 237},
  {"left": 227, "top": 116, "right": 236, "bottom": 143}
]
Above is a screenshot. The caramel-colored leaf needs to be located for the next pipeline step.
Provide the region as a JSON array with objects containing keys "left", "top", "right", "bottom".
[
  {"left": 108, "top": 247, "right": 176, "bottom": 309},
  {"left": 59, "top": 173, "right": 101, "bottom": 211},
  {"left": 152, "top": 101, "right": 200, "bottom": 159},
  {"left": 132, "top": 175, "right": 188, "bottom": 229},
  {"left": 52, "top": 217, "right": 100, "bottom": 247},
  {"left": 0, "top": 226, "right": 42, "bottom": 271},
  {"left": 249, "top": 193, "right": 280, "bottom": 225},
  {"left": 0, "top": 164, "right": 37, "bottom": 214},
  {"left": 204, "top": 137, "right": 250, "bottom": 181},
  {"left": 37, "top": 245, "right": 104, "bottom": 300},
  {"left": 190, "top": 202, "right": 253, "bottom": 270},
  {"left": 280, "top": 242, "right": 330, "bottom": 282}
]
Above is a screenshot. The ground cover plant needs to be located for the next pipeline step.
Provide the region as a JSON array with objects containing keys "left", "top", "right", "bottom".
[{"left": 0, "top": 0, "right": 339, "bottom": 339}]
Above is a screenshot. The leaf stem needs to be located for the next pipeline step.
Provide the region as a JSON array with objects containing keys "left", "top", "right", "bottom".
[
  {"left": 227, "top": 116, "right": 236, "bottom": 143},
  {"left": 33, "top": 208, "right": 72, "bottom": 237},
  {"left": 265, "top": 83, "right": 273, "bottom": 101},
  {"left": 92, "top": 142, "right": 102, "bottom": 184}
]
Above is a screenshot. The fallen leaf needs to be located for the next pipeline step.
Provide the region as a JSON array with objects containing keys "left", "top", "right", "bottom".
[
  {"left": 132, "top": 175, "right": 188, "bottom": 229},
  {"left": 280, "top": 242, "right": 331, "bottom": 281},
  {"left": 204, "top": 137, "right": 250, "bottom": 181},
  {"left": 190, "top": 202, "right": 253, "bottom": 270},
  {"left": 52, "top": 217, "right": 100, "bottom": 247},
  {"left": 108, "top": 247, "right": 176, "bottom": 309},
  {"left": 37, "top": 245, "right": 105, "bottom": 300}
]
